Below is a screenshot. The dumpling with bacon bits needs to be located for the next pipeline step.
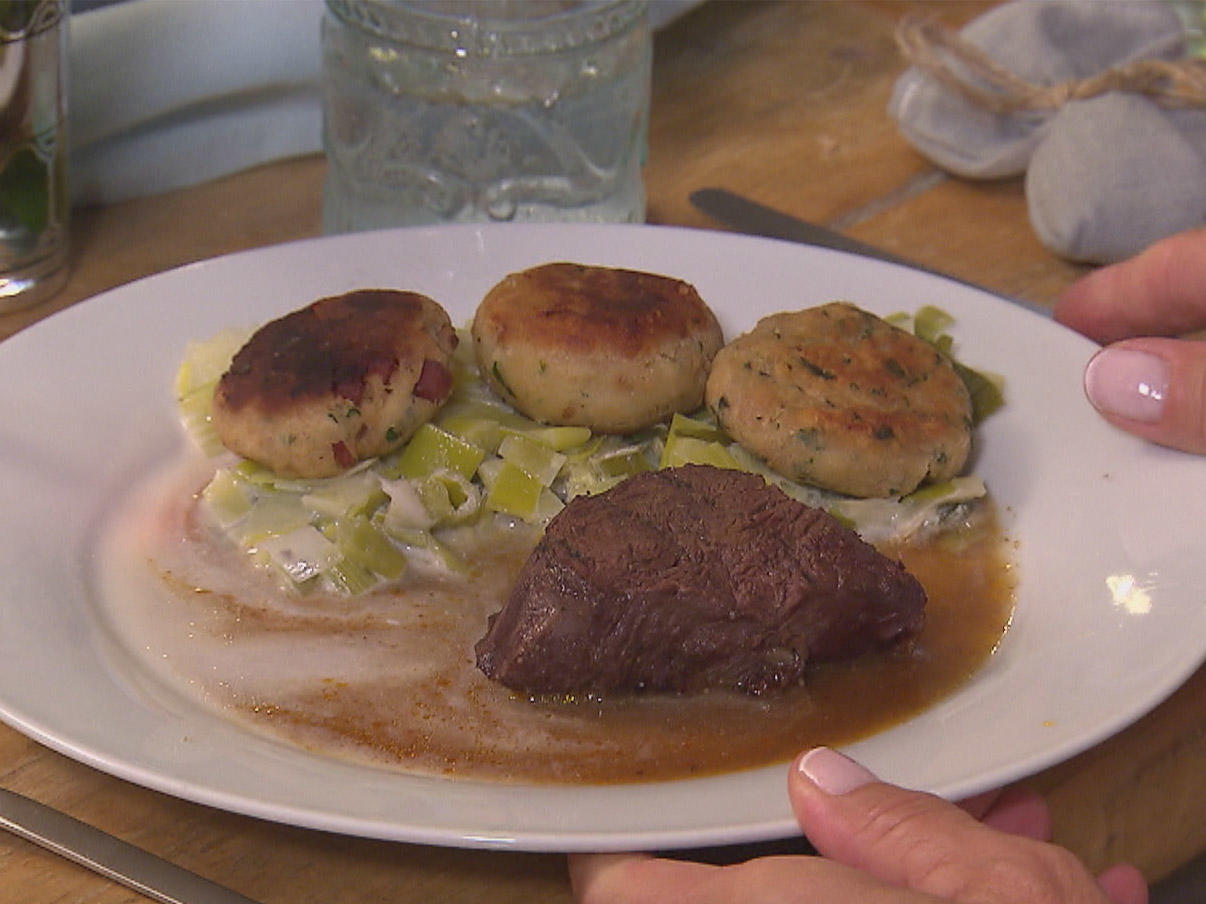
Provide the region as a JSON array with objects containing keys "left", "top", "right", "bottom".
[{"left": 212, "top": 289, "right": 458, "bottom": 478}]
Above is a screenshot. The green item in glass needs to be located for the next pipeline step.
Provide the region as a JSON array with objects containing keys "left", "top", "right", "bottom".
[{"left": 0, "top": 146, "right": 50, "bottom": 236}]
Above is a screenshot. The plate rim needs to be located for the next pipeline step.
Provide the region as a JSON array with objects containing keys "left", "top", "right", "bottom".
[{"left": 0, "top": 221, "right": 1203, "bottom": 852}]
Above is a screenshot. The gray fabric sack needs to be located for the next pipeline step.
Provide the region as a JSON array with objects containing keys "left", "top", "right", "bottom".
[{"left": 888, "top": 0, "right": 1206, "bottom": 263}]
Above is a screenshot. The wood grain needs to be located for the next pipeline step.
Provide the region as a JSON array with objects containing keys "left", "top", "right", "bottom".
[{"left": 0, "top": 2, "right": 1201, "bottom": 901}]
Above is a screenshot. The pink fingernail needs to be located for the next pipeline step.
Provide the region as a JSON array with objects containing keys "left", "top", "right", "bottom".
[
  {"left": 797, "top": 747, "right": 877, "bottom": 795},
  {"left": 1084, "top": 347, "right": 1169, "bottom": 423}
]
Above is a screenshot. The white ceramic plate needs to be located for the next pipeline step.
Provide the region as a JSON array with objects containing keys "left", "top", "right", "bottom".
[{"left": 1, "top": 224, "right": 1203, "bottom": 852}]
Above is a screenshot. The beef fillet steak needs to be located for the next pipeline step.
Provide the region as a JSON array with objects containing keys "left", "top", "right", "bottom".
[{"left": 474, "top": 464, "right": 926, "bottom": 696}]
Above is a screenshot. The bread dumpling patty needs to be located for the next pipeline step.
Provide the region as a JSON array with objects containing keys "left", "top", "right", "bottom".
[
  {"left": 212, "top": 289, "right": 457, "bottom": 478},
  {"left": 471, "top": 262, "right": 724, "bottom": 434},
  {"left": 705, "top": 302, "right": 972, "bottom": 498}
]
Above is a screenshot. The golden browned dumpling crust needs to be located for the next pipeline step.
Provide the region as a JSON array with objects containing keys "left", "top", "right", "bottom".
[
  {"left": 212, "top": 289, "right": 457, "bottom": 478},
  {"left": 471, "top": 262, "right": 724, "bottom": 433},
  {"left": 705, "top": 302, "right": 972, "bottom": 498}
]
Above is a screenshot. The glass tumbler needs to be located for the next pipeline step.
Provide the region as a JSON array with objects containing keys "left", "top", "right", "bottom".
[
  {"left": 321, "top": 0, "right": 650, "bottom": 233},
  {"left": 0, "top": 0, "right": 67, "bottom": 313}
]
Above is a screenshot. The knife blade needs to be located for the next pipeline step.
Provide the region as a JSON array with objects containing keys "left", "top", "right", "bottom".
[
  {"left": 1, "top": 787, "right": 261, "bottom": 904},
  {"left": 688, "top": 188, "right": 1050, "bottom": 317}
]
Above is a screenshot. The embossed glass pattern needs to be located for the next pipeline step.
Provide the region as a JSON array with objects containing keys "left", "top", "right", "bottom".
[{"left": 322, "top": 0, "right": 650, "bottom": 232}]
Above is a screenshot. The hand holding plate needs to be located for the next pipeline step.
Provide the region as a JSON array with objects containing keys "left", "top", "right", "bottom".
[{"left": 1055, "top": 225, "right": 1206, "bottom": 455}]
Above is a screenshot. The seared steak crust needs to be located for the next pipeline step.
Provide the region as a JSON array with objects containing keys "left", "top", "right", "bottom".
[{"left": 475, "top": 465, "right": 926, "bottom": 696}]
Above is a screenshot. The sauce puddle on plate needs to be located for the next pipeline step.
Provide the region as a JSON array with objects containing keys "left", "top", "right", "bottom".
[{"left": 99, "top": 457, "right": 1015, "bottom": 784}]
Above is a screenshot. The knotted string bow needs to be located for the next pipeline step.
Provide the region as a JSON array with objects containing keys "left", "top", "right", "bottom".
[{"left": 895, "top": 14, "right": 1206, "bottom": 114}]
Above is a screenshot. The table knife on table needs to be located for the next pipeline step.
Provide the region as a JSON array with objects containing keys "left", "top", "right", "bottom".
[
  {"left": 0, "top": 786, "right": 260, "bottom": 904},
  {"left": 688, "top": 188, "right": 1050, "bottom": 317}
]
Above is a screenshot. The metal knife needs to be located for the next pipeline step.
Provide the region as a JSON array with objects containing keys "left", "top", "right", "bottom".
[
  {"left": 0, "top": 787, "right": 261, "bottom": 904},
  {"left": 688, "top": 187, "right": 1050, "bottom": 317}
]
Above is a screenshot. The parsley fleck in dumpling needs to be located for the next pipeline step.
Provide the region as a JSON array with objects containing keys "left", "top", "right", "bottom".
[
  {"left": 705, "top": 302, "right": 972, "bottom": 498},
  {"left": 471, "top": 262, "right": 724, "bottom": 434}
]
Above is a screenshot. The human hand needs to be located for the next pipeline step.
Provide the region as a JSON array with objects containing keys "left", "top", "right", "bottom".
[
  {"left": 568, "top": 746, "right": 1147, "bottom": 904},
  {"left": 1054, "top": 225, "right": 1206, "bottom": 454}
]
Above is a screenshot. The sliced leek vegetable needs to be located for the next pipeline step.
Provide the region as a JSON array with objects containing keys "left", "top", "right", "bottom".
[
  {"left": 333, "top": 517, "right": 409, "bottom": 581},
  {"left": 382, "top": 423, "right": 486, "bottom": 481},
  {"left": 482, "top": 458, "right": 547, "bottom": 521},
  {"left": 256, "top": 526, "right": 341, "bottom": 585},
  {"left": 200, "top": 468, "right": 253, "bottom": 527},
  {"left": 384, "top": 525, "right": 470, "bottom": 575},
  {"left": 237, "top": 495, "right": 313, "bottom": 545},
  {"left": 660, "top": 434, "right": 741, "bottom": 470},
  {"left": 498, "top": 433, "right": 567, "bottom": 487},
  {"left": 892, "top": 304, "right": 1005, "bottom": 424},
  {"left": 303, "top": 470, "right": 387, "bottom": 520},
  {"left": 509, "top": 424, "right": 593, "bottom": 452},
  {"left": 176, "top": 307, "right": 1000, "bottom": 597}
]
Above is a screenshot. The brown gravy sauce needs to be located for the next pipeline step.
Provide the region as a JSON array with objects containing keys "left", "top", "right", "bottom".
[{"left": 99, "top": 457, "right": 1014, "bottom": 785}]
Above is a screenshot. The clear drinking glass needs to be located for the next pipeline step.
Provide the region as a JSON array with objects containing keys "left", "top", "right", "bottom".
[
  {"left": 0, "top": 0, "right": 68, "bottom": 313},
  {"left": 321, "top": 0, "right": 650, "bottom": 233}
]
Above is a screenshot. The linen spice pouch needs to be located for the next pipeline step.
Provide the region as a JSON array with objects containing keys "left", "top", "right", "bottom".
[{"left": 887, "top": 0, "right": 1206, "bottom": 264}]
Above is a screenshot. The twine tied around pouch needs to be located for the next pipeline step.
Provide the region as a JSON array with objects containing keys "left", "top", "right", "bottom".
[{"left": 895, "top": 14, "right": 1206, "bottom": 114}]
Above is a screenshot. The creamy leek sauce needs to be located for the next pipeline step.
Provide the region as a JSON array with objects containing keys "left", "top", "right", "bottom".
[{"left": 100, "top": 455, "right": 1014, "bottom": 784}]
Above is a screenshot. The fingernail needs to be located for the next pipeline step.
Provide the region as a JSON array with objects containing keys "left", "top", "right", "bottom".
[
  {"left": 797, "top": 747, "right": 877, "bottom": 795},
  {"left": 1084, "top": 347, "right": 1169, "bottom": 423}
]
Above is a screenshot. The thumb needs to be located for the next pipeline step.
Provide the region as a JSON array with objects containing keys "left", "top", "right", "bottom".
[
  {"left": 1082, "top": 338, "right": 1206, "bottom": 455},
  {"left": 788, "top": 747, "right": 1113, "bottom": 904}
]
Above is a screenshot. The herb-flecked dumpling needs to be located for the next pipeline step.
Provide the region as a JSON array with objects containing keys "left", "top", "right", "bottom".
[
  {"left": 705, "top": 302, "right": 972, "bottom": 498},
  {"left": 471, "top": 263, "right": 724, "bottom": 434}
]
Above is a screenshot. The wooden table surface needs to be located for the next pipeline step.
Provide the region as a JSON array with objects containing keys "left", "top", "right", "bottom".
[{"left": 1, "top": 2, "right": 1202, "bottom": 901}]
